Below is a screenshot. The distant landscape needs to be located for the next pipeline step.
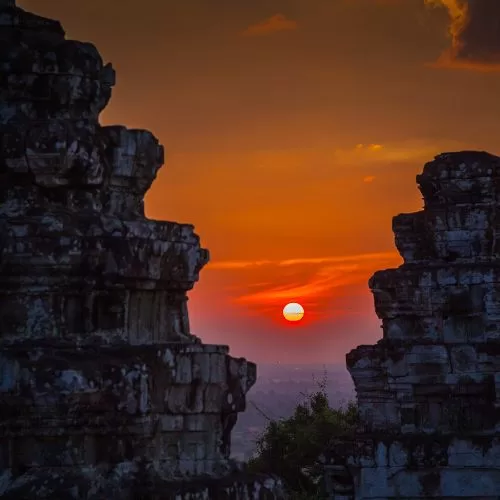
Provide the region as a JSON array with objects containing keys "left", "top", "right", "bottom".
[{"left": 231, "top": 363, "right": 355, "bottom": 461}]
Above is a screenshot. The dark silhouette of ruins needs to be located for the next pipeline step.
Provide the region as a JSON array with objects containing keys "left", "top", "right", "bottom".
[
  {"left": 0, "top": 1, "right": 284, "bottom": 498},
  {"left": 327, "top": 152, "right": 500, "bottom": 498}
]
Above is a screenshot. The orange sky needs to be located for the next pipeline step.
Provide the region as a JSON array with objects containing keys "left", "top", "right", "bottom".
[{"left": 20, "top": 0, "right": 500, "bottom": 363}]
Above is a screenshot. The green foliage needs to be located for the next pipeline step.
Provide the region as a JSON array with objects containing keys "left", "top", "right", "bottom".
[{"left": 247, "top": 374, "right": 358, "bottom": 497}]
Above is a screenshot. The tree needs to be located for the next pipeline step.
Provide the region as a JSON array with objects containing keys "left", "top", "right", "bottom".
[{"left": 247, "top": 375, "right": 358, "bottom": 498}]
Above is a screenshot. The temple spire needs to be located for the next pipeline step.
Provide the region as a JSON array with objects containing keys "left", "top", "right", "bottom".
[{"left": 0, "top": 1, "right": 274, "bottom": 498}]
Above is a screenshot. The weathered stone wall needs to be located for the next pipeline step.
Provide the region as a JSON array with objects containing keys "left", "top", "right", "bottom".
[
  {"left": 343, "top": 151, "right": 500, "bottom": 499},
  {"left": 0, "top": 344, "right": 254, "bottom": 476},
  {"left": 0, "top": 1, "right": 285, "bottom": 498}
]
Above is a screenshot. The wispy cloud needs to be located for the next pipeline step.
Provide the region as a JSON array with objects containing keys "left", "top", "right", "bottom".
[
  {"left": 208, "top": 251, "right": 397, "bottom": 270},
  {"left": 208, "top": 259, "right": 273, "bottom": 270},
  {"left": 241, "top": 14, "right": 298, "bottom": 37},
  {"left": 207, "top": 251, "right": 401, "bottom": 314},
  {"left": 170, "top": 139, "right": 468, "bottom": 171},
  {"left": 333, "top": 141, "right": 447, "bottom": 165},
  {"left": 363, "top": 175, "right": 376, "bottom": 183},
  {"left": 235, "top": 264, "right": 366, "bottom": 304},
  {"left": 277, "top": 251, "right": 396, "bottom": 267},
  {"left": 356, "top": 143, "right": 383, "bottom": 151}
]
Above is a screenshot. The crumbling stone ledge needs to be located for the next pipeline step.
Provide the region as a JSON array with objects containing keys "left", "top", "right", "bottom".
[
  {"left": 0, "top": 467, "right": 286, "bottom": 500},
  {"left": 0, "top": 343, "right": 256, "bottom": 477}
]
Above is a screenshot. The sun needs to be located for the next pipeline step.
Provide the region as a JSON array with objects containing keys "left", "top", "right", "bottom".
[{"left": 283, "top": 302, "right": 304, "bottom": 322}]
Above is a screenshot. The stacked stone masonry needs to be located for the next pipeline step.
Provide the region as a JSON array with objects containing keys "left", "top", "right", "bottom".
[
  {"left": 342, "top": 151, "right": 500, "bottom": 499},
  {"left": 0, "top": 1, "right": 285, "bottom": 498}
]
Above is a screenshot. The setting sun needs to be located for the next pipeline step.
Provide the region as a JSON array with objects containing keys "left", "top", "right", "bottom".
[
  {"left": 44, "top": 0, "right": 500, "bottom": 367},
  {"left": 283, "top": 302, "right": 304, "bottom": 322}
]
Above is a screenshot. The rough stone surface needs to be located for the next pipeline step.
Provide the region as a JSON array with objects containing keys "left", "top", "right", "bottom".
[
  {"left": 0, "top": 2, "right": 285, "bottom": 498},
  {"left": 338, "top": 151, "right": 500, "bottom": 499}
]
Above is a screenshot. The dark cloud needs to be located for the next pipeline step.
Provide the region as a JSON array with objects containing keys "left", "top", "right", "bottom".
[{"left": 427, "top": 0, "right": 500, "bottom": 70}]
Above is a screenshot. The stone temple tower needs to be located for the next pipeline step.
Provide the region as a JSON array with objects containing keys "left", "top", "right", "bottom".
[
  {"left": 341, "top": 152, "right": 500, "bottom": 498},
  {"left": 0, "top": 2, "right": 284, "bottom": 498}
]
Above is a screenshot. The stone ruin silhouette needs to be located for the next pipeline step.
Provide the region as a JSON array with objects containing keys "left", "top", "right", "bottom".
[
  {"left": 1, "top": 1, "right": 500, "bottom": 499},
  {"left": 326, "top": 152, "right": 500, "bottom": 499},
  {"left": 0, "top": 1, "right": 284, "bottom": 498}
]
